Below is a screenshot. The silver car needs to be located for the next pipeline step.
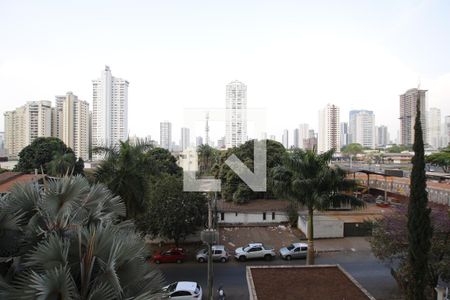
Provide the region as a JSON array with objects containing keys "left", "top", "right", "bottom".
[
  {"left": 279, "top": 242, "right": 308, "bottom": 260},
  {"left": 196, "top": 245, "right": 229, "bottom": 263}
]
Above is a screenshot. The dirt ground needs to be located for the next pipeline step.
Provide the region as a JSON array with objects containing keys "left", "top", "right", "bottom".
[
  {"left": 250, "top": 266, "right": 371, "bottom": 300},
  {"left": 218, "top": 225, "right": 306, "bottom": 251}
]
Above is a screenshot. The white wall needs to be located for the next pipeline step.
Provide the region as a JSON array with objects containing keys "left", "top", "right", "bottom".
[
  {"left": 218, "top": 211, "right": 288, "bottom": 224},
  {"left": 298, "top": 215, "right": 344, "bottom": 238}
]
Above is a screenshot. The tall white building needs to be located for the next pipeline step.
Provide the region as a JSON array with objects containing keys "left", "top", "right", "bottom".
[
  {"left": 225, "top": 80, "right": 247, "bottom": 148},
  {"left": 349, "top": 110, "right": 375, "bottom": 148},
  {"left": 318, "top": 104, "right": 340, "bottom": 153},
  {"left": 376, "top": 125, "right": 389, "bottom": 147},
  {"left": 298, "top": 124, "right": 309, "bottom": 149},
  {"left": 55, "top": 92, "right": 90, "bottom": 160},
  {"left": 427, "top": 107, "right": 441, "bottom": 149},
  {"left": 180, "top": 127, "right": 190, "bottom": 151},
  {"left": 293, "top": 128, "right": 300, "bottom": 148},
  {"left": 160, "top": 121, "right": 172, "bottom": 150},
  {"left": 92, "top": 66, "right": 129, "bottom": 158},
  {"left": 282, "top": 129, "right": 289, "bottom": 149},
  {"left": 0, "top": 132, "right": 4, "bottom": 157},
  {"left": 400, "top": 88, "right": 427, "bottom": 145},
  {"left": 443, "top": 115, "right": 450, "bottom": 148},
  {"left": 4, "top": 101, "right": 52, "bottom": 159}
]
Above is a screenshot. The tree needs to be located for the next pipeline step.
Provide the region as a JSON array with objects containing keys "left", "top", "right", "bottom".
[
  {"left": 407, "top": 98, "right": 432, "bottom": 300},
  {"left": 272, "top": 148, "right": 364, "bottom": 265},
  {"left": 14, "top": 137, "right": 83, "bottom": 175},
  {"left": 341, "top": 143, "right": 363, "bottom": 156},
  {"left": 386, "top": 144, "right": 412, "bottom": 153},
  {"left": 47, "top": 152, "right": 84, "bottom": 177},
  {"left": 370, "top": 206, "right": 449, "bottom": 297},
  {"left": 94, "top": 140, "right": 181, "bottom": 219},
  {"left": 197, "top": 144, "right": 219, "bottom": 176},
  {"left": 138, "top": 174, "right": 207, "bottom": 247},
  {"left": 217, "top": 139, "right": 286, "bottom": 203},
  {"left": 0, "top": 176, "right": 164, "bottom": 299},
  {"left": 426, "top": 147, "right": 450, "bottom": 173}
]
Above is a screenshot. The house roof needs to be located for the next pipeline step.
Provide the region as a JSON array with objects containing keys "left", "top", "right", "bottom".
[
  {"left": 247, "top": 265, "right": 375, "bottom": 300},
  {"left": 0, "top": 172, "right": 45, "bottom": 193},
  {"left": 217, "top": 199, "right": 291, "bottom": 212}
]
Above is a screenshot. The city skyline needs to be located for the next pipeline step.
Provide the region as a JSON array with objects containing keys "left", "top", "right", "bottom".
[{"left": 1, "top": 1, "right": 450, "bottom": 144}]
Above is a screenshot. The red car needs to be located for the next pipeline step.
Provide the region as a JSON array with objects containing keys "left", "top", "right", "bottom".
[{"left": 152, "top": 248, "right": 187, "bottom": 264}]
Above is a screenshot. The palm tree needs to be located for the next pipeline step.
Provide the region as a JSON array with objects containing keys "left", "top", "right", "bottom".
[
  {"left": 0, "top": 176, "right": 164, "bottom": 299},
  {"left": 272, "top": 148, "right": 364, "bottom": 265},
  {"left": 94, "top": 140, "right": 154, "bottom": 218},
  {"left": 47, "top": 152, "right": 78, "bottom": 177}
]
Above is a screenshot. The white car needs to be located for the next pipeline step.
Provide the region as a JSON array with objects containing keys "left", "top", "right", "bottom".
[
  {"left": 164, "top": 281, "right": 202, "bottom": 299},
  {"left": 234, "top": 243, "right": 276, "bottom": 261},
  {"left": 279, "top": 242, "right": 308, "bottom": 260}
]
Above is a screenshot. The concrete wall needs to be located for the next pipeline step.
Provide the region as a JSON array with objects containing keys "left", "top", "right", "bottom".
[
  {"left": 218, "top": 211, "right": 289, "bottom": 225},
  {"left": 298, "top": 215, "right": 344, "bottom": 238}
]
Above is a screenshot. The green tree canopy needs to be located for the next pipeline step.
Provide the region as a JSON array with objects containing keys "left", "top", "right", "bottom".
[
  {"left": 272, "top": 148, "right": 364, "bottom": 264},
  {"left": 0, "top": 176, "right": 164, "bottom": 299},
  {"left": 386, "top": 144, "right": 412, "bottom": 153},
  {"left": 426, "top": 147, "right": 450, "bottom": 173},
  {"left": 14, "top": 137, "right": 83, "bottom": 175},
  {"left": 217, "top": 139, "right": 286, "bottom": 203},
  {"left": 137, "top": 174, "right": 207, "bottom": 247},
  {"left": 341, "top": 143, "right": 363, "bottom": 156}
]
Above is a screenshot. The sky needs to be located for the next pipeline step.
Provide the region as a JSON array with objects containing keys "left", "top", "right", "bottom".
[{"left": 1, "top": 0, "right": 450, "bottom": 145}]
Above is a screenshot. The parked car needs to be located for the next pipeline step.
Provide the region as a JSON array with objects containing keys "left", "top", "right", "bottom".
[
  {"left": 163, "top": 281, "right": 202, "bottom": 299},
  {"left": 234, "top": 243, "right": 276, "bottom": 261},
  {"left": 279, "top": 243, "right": 308, "bottom": 260},
  {"left": 152, "top": 248, "right": 187, "bottom": 264},
  {"left": 196, "top": 245, "right": 229, "bottom": 263}
]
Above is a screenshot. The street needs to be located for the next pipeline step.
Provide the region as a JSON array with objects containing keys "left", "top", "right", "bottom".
[{"left": 156, "top": 250, "right": 403, "bottom": 300}]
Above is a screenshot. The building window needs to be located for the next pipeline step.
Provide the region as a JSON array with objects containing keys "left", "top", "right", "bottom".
[
  {"left": 220, "top": 212, "right": 224, "bottom": 221},
  {"left": 263, "top": 212, "right": 266, "bottom": 221},
  {"left": 272, "top": 212, "right": 275, "bottom": 220}
]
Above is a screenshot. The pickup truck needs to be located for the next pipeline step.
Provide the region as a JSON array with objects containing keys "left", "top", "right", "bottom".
[{"left": 234, "top": 243, "right": 276, "bottom": 261}]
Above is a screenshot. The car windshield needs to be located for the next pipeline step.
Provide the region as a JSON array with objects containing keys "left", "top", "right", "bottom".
[
  {"left": 287, "top": 244, "right": 295, "bottom": 251},
  {"left": 243, "top": 245, "right": 252, "bottom": 251},
  {"left": 166, "top": 283, "right": 177, "bottom": 293}
]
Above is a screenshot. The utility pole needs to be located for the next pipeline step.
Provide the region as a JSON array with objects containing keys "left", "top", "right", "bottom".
[{"left": 207, "top": 193, "right": 213, "bottom": 300}]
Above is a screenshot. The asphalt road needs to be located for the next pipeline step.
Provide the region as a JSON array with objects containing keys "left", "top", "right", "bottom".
[{"left": 156, "top": 250, "right": 403, "bottom": 300}]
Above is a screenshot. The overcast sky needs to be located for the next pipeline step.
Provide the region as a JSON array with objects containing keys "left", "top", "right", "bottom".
[{"left": 1, "top": 0, "right": 450, "bottom": 144}]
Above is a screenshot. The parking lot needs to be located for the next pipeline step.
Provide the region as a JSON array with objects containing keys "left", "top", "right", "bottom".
[{"left": 218, "top": 225, "right": 305, "bottom": 252}]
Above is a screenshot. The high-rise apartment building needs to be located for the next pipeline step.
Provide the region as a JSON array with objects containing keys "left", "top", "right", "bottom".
[
  {"left": 180, "top": 127, "right": 190, "bottom": 151},
  {"left": 427, "top": 107, "right": 441, "bottom": 149},
  {"left": 340, "top": 122, "right": 349, "bottom": 147},
  {"left": 399, "top": 88, "right": 427, "bottom": 145},
  {"left": 443, "top": 116, "right": 450, "bottom": 148},
  {"left": 4, "top": 101, "right": 52, "bottom": 159},
  {"left": 297, "top": 124, "right": 309, "bottom": 149},
  {"left": 225, "top": 80, "right": 247, "bottom": 148},
  {"left": 349, "top": 110, "right": 375, "bottom": 148},
  {"left": 318, "top": 104, "right": 340, "bottom": 153},
  {"left": 376, "top": 125, "right": 389, "bottom": 147},
  {"left": 293, "top": 128, "right": 300, "bottom": 148},
  {"left": 160, "top": 121, "right": 172, "bottom": 150},
  {"left": 282, "top": 129, "right": 289, "bottom": 149},
  {"left": 92, "top": 66, "right": 128, "bottom": 158},
  {"left": 0, "top": 132, "right": 5, "bottom": 157},
  {"left": 55, "top": 92, "right": 89, "bottom": 160}
]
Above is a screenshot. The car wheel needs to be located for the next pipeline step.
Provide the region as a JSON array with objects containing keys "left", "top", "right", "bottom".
[
  {"left": 264, "top": 254, "right": 272, "bottom": 261},
  {"left": 176, "top": 259, "right": 182, "bottom": 264},
  {"left": 198, "top": 257, "right": 205, "bottom": 263},
  {"left": 239, "top": 256, "right": 246, "bottom": 262},
  {"left": 155, "top": 260, "right": 160, "bottom": 264},
  {"left": 220, "top": 257, "right": 227, "bottom": 263},
  {"left": 286, "top": 255, "right": 291, "bottom": 261}
]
